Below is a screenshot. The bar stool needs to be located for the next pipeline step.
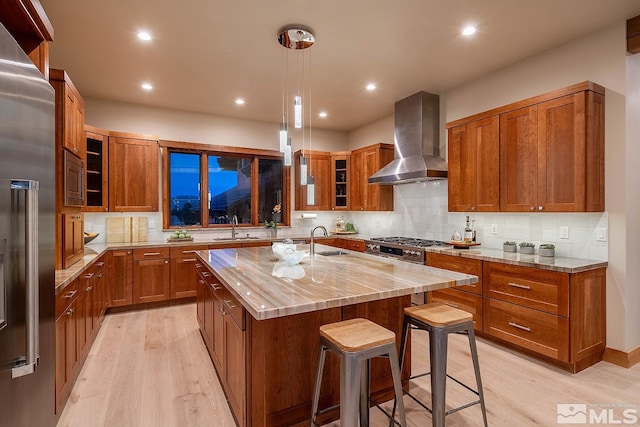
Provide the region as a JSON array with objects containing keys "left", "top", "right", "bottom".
[
  {"left": 395, "top": 303, "right": 488, "bottom": 427},
  {"left": 310, "top": 318, "right": 407, "bottom": 427}
]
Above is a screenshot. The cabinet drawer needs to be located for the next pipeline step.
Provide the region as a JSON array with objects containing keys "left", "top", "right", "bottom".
[
  {"left": 133, "top": 247, "right": 170, "bottom": 260},
  {"left": 221, "top": 288, "right": 245, "bottom": 330},
  {"left": 170, "top": 245, "right": 209, "bottom": 259},
  {"left": 426, "top": 253, "right": 482, "bottom": 295},
  {"left": 427, "top": 288, "right": 483, "bottom": 331},
  {"left": 56, "top": 279, "right": 79, "bottom": 318},
  {"left": 485, "top": 298, "right": 569, "bottom": 362},
  {"left": 344, "top": 239, "right": 365, "bottom": 252},
  {"left": 484, "top": 262, "right": 569, "bottom": 316}
]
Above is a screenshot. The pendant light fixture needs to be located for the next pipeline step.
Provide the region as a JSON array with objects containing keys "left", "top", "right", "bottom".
[{"left": 277, "top": 24, "right": 315, "bottom": 198}]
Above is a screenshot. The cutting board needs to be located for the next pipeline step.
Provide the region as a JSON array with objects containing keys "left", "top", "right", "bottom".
[
  {"left": 132, "top": 217, "right": 148, "bottom": 242},
  {"left": 106, "top": 217, "right": 129, "bottom": 243}
]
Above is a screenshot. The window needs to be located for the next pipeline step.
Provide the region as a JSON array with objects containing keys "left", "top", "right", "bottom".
[{"left": 162, "top": 142, "right": 288, "bottom": 229}]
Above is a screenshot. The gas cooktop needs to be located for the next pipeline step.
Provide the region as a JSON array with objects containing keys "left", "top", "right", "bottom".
[{"left": 368, "top": 237, "right": 450, "bottom": 248}]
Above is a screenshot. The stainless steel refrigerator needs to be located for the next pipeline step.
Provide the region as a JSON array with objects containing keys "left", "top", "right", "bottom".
[{"left": 0, "top": 22, "right": 56, "bottom": 427}]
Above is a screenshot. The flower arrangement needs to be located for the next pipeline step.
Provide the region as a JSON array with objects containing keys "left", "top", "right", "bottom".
[{"left": 264, "top": 204, "right": 281, "bottom": 229}]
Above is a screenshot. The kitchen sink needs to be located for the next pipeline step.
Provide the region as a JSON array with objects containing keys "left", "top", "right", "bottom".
[
  {"left": 316, "top": 250, "right": 349, "bottom": 256},
  {"left": 211, "top": 236, "right": 260, "bottom": 241}
]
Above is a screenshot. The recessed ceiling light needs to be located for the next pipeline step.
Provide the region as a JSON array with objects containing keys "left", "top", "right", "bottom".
[
  {"left": 366, "top": 83, "right": 377, "bottom": 91},
  {"left": 462, "top": 26, "right": 477, "bottom": 36},
  {"left": 318, "top": 111, "right": 327, "bottom": 118},
  {"left": 141, "top": 82, "right": 153, "bottom": 91},
  {"left": 235, "top": 98, "right": 245, "bottom": 105},
  {"left": 137, "top": 31, "right": 152, "bottom": 41}
]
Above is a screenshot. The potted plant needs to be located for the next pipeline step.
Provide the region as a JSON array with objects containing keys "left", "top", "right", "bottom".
[
  {"left": 519, "top": 242, "right": 535, "bottom": 254},
  {"left": 539, "top": 243, "right": 555, "bottom": 257},
  {"left": 264, "top": 204, "right": 281, "bottom": 238},
  {"left": 503, "top": 241, "right": 517, "bottom": 252}
]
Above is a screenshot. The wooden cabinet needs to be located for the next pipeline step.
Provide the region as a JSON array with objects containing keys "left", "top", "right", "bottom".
[
  {"left": 342, "top": 238, "right": 365, "bottom": 252},
  {"left": 447, "top": 81, "right": 605, "bottom": 213},
  {"left": 50, "top": 69, "right": 85, "bottom": 160},
  {"left": 448, "top": 116, "right": 500, "bottom": 212},
  {"left": 294, "top": 150, "right": 332, "bottom": 211},
  {"left": 426, "top": 253, "right": 483, "bottom": 331},
  {"left": 62, "top": 212, "right": 84, "bottom": 269},
  {"left": 330, "top": 153, "right": 350, "bottom": 210},
  {"left": 133, "top": 247, "right": 170, "bottom": 304},
  {"left": 222, "top": 291, "right": 246, "bottom": 427},
  {"left": 107, "top": 249, "right": 133, "bottom": 307},
  {"left": 93, "top": 258, "right": 108, "bottom": 326},
  {"left": 84, "top": 126, "right": 109, "bottom": 212},
  {"left": 350, "top": 144, "right": 394, "bottom": 211},
  {"left": 108, "top": 132, "right": 159, "bottom": 212},
  {"left": 483, "top": 262, "right": 606, "bottom": 372},
  {"left": 170, "top": 245, "right": 208, "bottom": 299},
  {"left": 55, "top": 279, "right": 79, "bottom": 413}
]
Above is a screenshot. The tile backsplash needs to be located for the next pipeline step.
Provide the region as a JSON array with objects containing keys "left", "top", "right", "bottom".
[{"left": 85, "top": 181, "right": 608, "bottom": 261}]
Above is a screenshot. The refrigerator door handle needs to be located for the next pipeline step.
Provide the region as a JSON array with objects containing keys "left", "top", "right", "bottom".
[{"left": 10, "top": 179, "right": 39, "bottom": 378}]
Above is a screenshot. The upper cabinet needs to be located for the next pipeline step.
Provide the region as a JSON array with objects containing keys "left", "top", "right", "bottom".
[
  {"left": 294, "top": 144, "right": 394, "bottom": 211},
  {"left": 331, "top": 152, "right": 350, "bottom": 210},
  {"left": 350, "top": 144, "right": 394, "bottom": 211},
  {"left": 108, "top": 132, "right": 159, "bottom": 212},
  {"left": 84, "top": 126, "right": 109, "bottom": 212},
  {"left": 448, "top": 116, "right": 500, "bottom": 212},
  {"left": 447, "top": 81, "right": 605, "bottom": 213},
  {"left": 50, "top": 69, "right": 85, "bottom": 160},
  {"left": 294, "top": 150, "right": 332, "bottom": 211}
]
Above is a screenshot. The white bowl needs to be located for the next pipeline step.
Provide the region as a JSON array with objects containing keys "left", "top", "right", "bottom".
[
  {"left": 272, "top": 243, "right": 296, "bottom": 261},
  {"left": 282, "top": 248, "right": 308, "bottom": 266}
]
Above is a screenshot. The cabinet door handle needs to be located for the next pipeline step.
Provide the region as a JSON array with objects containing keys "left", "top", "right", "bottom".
[
  {"left": 538, "top": 206, "right": 544, "bottom": 211},
  {"left": 195, "top": 263, "right": 202, "bottom": 268},
  {"left": 530, "top": 206, "right": 535, "bottom": 211},
  {"left": 508, "top": 322, "right": 531, "bottom": 332},
  {"left": 224, "top": 299, "right": 237, "bottom": 310},
  {"left": 143, "top": 252, "right": 161, "bottom": 256},
  {"left": 86, "top": 286, "right": 93, "bottom": 292},
  {"left": 182, "top": 250, "right": 197, "bottom": 254},
  {"left": 444, "top": 302, "right": 459, "bottom": 309},
  {"left": 84, "top": 273, "right": 94, "bottom": 279},
  {"left": 63, "top": 290, "right": 78, "bottom": 299},
  {"left": 183, "top": 258, "right": 197, "bottom": 262},
  {"left": 507, "top": 282, "right": 531, "bottom": 290},
  {"left": 212, "top": 285, "right": 221, "bottom": 291},
  {"left": 202, "top": 272, "right": 211, "bottom": 277},
  {"left": 96, "top": 262, "right": 105, "bottom": 267},
  {"left": 66, "top": 308, "right": 75, "bottom": 316},
  {"left": 199, "top": 280, "right": 205, "bottom": 285}
]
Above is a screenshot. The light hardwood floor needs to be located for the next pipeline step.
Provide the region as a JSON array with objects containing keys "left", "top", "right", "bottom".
[{"left": 58, "top": 303, "right": 640, "bottom": 427}]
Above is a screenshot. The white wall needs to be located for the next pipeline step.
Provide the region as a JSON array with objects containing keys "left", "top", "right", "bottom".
[{"left": 85, "top": 97, "right": 348, "bottom": 152}]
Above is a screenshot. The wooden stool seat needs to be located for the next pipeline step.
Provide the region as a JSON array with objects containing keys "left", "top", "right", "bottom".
[
  {"left": 404, "top": 302, "right": 472, "bottom": 327},
  {"left": 319, "top": 318, "right": 395, "bottom": 352}
]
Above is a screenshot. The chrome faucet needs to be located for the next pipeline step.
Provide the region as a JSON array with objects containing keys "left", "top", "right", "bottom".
[
  {"left": 310, "top": 225, "right": 328, "bottom": 257},
  {"left": 231, "top": 214, "right": 239, "bottom": 239}
]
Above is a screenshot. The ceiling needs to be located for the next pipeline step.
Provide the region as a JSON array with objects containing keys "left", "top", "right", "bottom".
[{"left": 41, "top": 0, "right": 640, "bottom": 132}]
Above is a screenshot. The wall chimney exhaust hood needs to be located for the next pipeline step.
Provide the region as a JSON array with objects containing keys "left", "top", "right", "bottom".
[{"left": 368, "top": 91, "right": 447, "bottom": 185}]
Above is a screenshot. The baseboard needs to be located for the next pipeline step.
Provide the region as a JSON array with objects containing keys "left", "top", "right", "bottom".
[{"left": 603, "top": 345, "right": 640, "bottom": 368}]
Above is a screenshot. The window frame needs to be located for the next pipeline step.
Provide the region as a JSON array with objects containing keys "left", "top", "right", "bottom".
[{"left": 160, "top": 140, "right": 290, "bottom": 230}]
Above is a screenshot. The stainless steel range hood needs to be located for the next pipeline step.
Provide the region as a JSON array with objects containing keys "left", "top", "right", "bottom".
[{"left": 368, "top": 91, "right": 447, "bottom": 184}]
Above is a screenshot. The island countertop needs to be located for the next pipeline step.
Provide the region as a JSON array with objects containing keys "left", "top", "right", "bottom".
[{"left": 196, "top": 244, "right": 478, "bottom": 320}]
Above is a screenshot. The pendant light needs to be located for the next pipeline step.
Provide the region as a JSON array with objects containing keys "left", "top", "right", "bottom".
[{"left": 278, "top": 24, "right": 315, "bottom": 187}]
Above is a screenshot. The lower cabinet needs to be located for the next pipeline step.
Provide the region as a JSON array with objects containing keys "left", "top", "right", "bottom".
[
  {"left": 108, "top": 249, "right": 133, "bottom": 306},
  {"left": 55, "top": 279, "right": 79, "bottom": 413},
  {"left": 197, "top": 264, "right": 246, "bottom": 426},
  {"left": 426, "top": 253, "right": 483, "bottom": 331},
  {"left": 170, "top": 245, "right": 208, "bottom": 299},
  {"left": 133, "top": 247, "right": 170, "bottom": 304}
]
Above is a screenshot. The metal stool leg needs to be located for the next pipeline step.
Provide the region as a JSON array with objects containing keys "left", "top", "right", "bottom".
[
  {"left": 342, "top": 352, "right": 362, "bottom": 427},
  {"left": 359, "top": 359, "right": 370, "bottom": 427},
  {"left": 311, "top": 344, "right": 327, "bottom": 427},
  {"left": 388, "top": 317, "right": 410, "bottom": 426},
  {"left": 430, "top": 327, "right": 448, "bottom": 427},
  {"left": 467, "top": 328, "right": 488, "bottom": 427},
  {"left": 388, "top": 345, "right": 407, "bottom": 427}
]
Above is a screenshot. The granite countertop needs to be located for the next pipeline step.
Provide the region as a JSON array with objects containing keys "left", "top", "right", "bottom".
[
  {"left": 197, "top": 244, "right": 477, "bottom": 320},
  {"left": 424, "top": 246, "right": 608, "bottom": 273}
]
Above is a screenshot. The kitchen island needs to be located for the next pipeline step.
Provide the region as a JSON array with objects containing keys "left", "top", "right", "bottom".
[{"left": 195, "top": 244, "right": 477, "bottom": 427}]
